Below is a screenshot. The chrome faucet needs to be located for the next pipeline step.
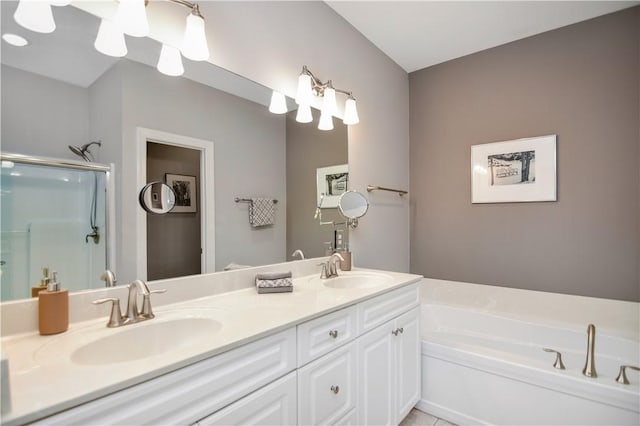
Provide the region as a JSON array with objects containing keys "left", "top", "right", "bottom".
[
  {"left": 93, "top": 279, "right": 165, "bottom": 327},
  {"left": 582, "top": 324, "right": 597, "bottom": 378},
  {"left": 291, "top": 249, "right": 305, "bottom": 260},
  {"left": 319, "top": 253, "right": 345, "bottom": 279},
  {"left": 100, "top": 270, "right": 117, "bottom": 287},
  {"left": 125, "top": 279, "right": 150, "bottom": 322}
]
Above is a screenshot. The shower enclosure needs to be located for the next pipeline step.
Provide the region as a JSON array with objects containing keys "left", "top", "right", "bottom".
[{"left": 0, "top": 153, "right": 114, "bottom": 301}]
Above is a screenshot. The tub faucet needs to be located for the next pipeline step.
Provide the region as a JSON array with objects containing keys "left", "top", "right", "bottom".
[
  {"left": 582, "top": 323, "right": 597, "bottom": 378},
  {"left": 291, "top": 249, "right": 305, "bottom": 260}
]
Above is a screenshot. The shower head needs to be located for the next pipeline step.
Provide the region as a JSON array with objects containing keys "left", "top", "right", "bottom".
[{"left": 68, "top": 141, "right": 101, "bottom": 162}]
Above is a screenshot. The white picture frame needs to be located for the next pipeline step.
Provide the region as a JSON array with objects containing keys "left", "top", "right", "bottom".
[
  {"left": 471, "top": 135, "right": 557, "bottom": 203},
  {"left": 316, "top": 164, "right": 349, "bottom": 208}
]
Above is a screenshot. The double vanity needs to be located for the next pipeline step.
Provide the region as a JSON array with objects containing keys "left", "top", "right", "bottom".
[{"left": 1, "top": 262, "right": 421, "bottom": 425}]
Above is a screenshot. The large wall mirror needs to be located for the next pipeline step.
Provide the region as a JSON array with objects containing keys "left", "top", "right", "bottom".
[{"left": 0, "top": 1, "right": 348, "bottom": 301}]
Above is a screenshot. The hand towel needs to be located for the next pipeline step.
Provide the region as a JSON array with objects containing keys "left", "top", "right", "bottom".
[
  {"left": 249, "top": 198, "right": 276, "bottom": 227},
  {"left": 255, "top": 271, "right": 293, "bottom": 294}
]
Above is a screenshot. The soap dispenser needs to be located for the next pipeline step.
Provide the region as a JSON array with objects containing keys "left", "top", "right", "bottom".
[
  {"left": 31, "top": 267, "right": 50, "bottom": 297},
  {"left": 38, "top": 271, "right": 69, "bottom": 335}
]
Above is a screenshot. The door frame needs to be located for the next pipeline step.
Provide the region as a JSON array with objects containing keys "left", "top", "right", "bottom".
[{"left": 135, "top": 127, "right": 215, "bottom": 280}]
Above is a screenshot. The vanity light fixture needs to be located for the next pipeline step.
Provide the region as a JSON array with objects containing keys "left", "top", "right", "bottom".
[
  {"left": 115, "top": 0, "right": 149, "bottom": 38},
  {"left": 94, "top": 19, "right": 127, "bottom": 58},
  {"left": 157, "top": 44, "right": 185, "bottom": 77},
  {"left": 13, "top": 0, "right": 56, "bottom": 34},
  {"left": 291, "top": 65, "right": 360, "bottom": 130},
  {"left": 12, "top": 0, "right": 210, "bottom": 75},
  {"left": 268, "top": 91, "right": 288, "bottom": 114}
]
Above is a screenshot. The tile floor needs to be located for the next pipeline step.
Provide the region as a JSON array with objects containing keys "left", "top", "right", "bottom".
[{"left": 399, "top": 408, "right": 457, "bottom": 426}]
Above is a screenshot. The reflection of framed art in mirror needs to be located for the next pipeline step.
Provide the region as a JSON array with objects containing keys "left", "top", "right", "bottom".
[
  {"left": 316, "top": 164, "right": 348, "bottom": 208},
  {"left": 165, "top": 174, "right": 197, "bottom": 213}
]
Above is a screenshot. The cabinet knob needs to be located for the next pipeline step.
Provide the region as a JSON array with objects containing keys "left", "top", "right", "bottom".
[
  {"left": 329, "top": 330, "right": 339, "bottom": 338},
  {"left": 330, "top": 385, "right": 340, "bottom": 394},
  {"left": 392, "top": 328, "right": 400, "bottom": 336},
  {"left": 398, "top": 327, "right": 404, "bottom": 334}
]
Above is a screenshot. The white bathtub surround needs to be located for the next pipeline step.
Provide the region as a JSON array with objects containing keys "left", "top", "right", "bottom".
[
  {"left": 419, "top": 278, "right": 640, "bottom": 426},
  {"left": 0, "top": 265, "right": 421, "bottom": 425}
]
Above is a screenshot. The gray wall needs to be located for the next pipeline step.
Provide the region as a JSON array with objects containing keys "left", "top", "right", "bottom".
[
  {"left": 410, "top": 7, "right": 640, "bottom": 301},
  {"left": 146, "top": 143, "right": 201, "bottom": 280},
  {"left": 116, "top": 60, "right": 286, "bottom": 278},
  {"left": 1, "top": 65, "right": 89, "bottom": 157},
  {"left": 286, "top": 111, "right": 348, "bottom": 258}
]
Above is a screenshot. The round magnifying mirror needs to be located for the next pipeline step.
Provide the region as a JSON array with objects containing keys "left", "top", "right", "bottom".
[
  {"left": 338, "top": 190, "right": 369, "bottom": 221},
  {"left": 139, "top": 182, "right": 176, "bottom": 214}
]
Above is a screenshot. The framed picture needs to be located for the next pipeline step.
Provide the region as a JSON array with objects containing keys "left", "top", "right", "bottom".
[
  {"left": 471, "top": 135, "right": 556, "bottom": 203},
  {"left": 165, "top": 173, "right": 197, "bottom": 213},
  {"left": 316, "top": 164, "right": 349, "bottom": 208}
]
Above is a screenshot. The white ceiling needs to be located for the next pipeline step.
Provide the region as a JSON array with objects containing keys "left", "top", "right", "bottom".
[{"left": 326, "top": 1, "right": 639, "bottom": 73}]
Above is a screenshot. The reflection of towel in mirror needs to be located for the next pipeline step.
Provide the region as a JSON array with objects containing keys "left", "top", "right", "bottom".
[{"left": 249, "top": 198, "right": 276, "bottom": 227}]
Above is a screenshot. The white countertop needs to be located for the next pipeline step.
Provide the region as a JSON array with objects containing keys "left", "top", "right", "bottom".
[{"left": 1, "top": 268, "right": 421, "bottom": 425}]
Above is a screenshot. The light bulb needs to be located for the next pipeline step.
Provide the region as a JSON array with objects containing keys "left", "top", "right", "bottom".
[
  {"left": 268, "top": 91, "right": 287, "bottom": 114},
  {"left": 318, "top": 110, "right": 334, "bottom": 131},
  {"left": 157, "top": 44, "right": 184, "bottom": 77},
  {"left": 295, "top": 73, "right": 312, "bottom": 105},
  {"left": 49, "top": 0, "right": 71, "bottom": 6},
  {"left": 181, "top": 8, "right": 209, "bottom": 61},
  {"left": 14, "top": 0, "right": 56, "bottom": 34},
  {"left": 115, "top": 0, "right": 149, "bottom": 37},
  {"left": 94, "top": 19, "right": 127, "bottom": 58},
  {"left": 321, "top": 86, "right": 337, "bottom": 116},
  {"left": 295, "top": 104, "right": 313, "bottom": 123},
  {"left": 343, "top": 97, "right": 359, "bottom": 125}
]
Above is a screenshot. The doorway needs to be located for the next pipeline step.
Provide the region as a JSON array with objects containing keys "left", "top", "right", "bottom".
[
  {"left": 135, "top": 127, "right": 215, "bottom": 281},
  {"left": 146, "top": 142, "right": 201, "bottom": 280}
]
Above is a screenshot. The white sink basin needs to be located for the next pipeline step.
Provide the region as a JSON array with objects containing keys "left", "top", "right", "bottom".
[
  {"left": 70, "top": 317, "right": 222, "bottom": 365},
  {"left": 311, "top": 272, "right": 393, "bottom": 289}
]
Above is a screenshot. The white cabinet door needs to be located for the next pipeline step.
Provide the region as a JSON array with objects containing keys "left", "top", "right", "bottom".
[
  {"left": 356, "top": 320, "right": 395, "bottom": 426},
  {"left": 198, "top": 371, "right": 297, "bottom": 426},
  {"left": 394, "top": 307, "right": 421, "bottom": 424},
  {"left": 298, "top": 343, "right": 356, "bottom": 425}
]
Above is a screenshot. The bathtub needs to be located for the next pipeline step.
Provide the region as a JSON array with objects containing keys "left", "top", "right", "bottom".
[{"left": 418, "top": 279, "right": 640, "bottom": 426}]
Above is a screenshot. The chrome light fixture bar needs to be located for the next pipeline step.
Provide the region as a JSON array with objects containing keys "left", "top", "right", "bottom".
[
  {"left": 12, "top": 0, "right": 210, "bottom": 78},
  {"left": 268, "top": 65, "right": 359, "bottom": 130}
]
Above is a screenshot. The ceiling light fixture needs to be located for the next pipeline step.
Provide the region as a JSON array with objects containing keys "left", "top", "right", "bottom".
[
  {"left": 289, "top": 65, "right": 359, "bottom": 130},
  {"left": 2, "top": 33, "right": 29, "bottom": 47}
]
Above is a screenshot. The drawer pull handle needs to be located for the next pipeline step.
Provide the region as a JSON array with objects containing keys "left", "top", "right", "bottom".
[
  {"left": 330, "top": 385, "right": 340, "bottom": 394},
  {"left": 329, "top": 330, "right": 339, "bottom": 338}
]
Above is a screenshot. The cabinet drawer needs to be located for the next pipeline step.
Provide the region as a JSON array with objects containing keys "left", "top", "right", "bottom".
[
  {"left": 357, "top": 283, "right": 419, "bottom": 334},
  {"left": 198, "top": 371, "right": 297, "bottom": 425},
  {"left": 297, "top": 305, "right": 357, "bottom": 366},
  {"left": 298, "top": 342, "right": 356, "bottom": 425},
  {"left": 34, "top": 328, "right": 297, "bottom": 426}
]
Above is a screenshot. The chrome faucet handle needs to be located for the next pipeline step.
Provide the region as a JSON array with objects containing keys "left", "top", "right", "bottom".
[
  {"left": 318, "top": 262, "right": 329, "bottom": 279},
  {"left": 93, "top": 298, "right": 125, "bottom": 327},
  {"left": 542, "top": 348, "right": 566, "bottom": 370},
  {"left": 615, "top": 365, "right": 640, "bottom": 385},
  {"left": 140, "top": 289, "right": 167, "bottom": 319}
]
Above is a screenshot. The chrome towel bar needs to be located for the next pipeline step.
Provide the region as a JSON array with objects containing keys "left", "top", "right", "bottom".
[
  {"left": 235, "top": 197, "right": 278, "bottom": 204},
  {"left": 366, "top": 185, "right": 408, "bottom": 196}
]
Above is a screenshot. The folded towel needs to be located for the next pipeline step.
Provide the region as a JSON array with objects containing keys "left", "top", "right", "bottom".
[
  {"left": 255, "top": 271, "right": 292, "bottom": 281},
  {"left": 257, "top": 286, "right": 293, "bottom": 294},
  {"left": 255, "top": 277, "right": 293, "bottom": 288},
  {"left": 249, "top": 198, "right": 276, "bottom": 227}
]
